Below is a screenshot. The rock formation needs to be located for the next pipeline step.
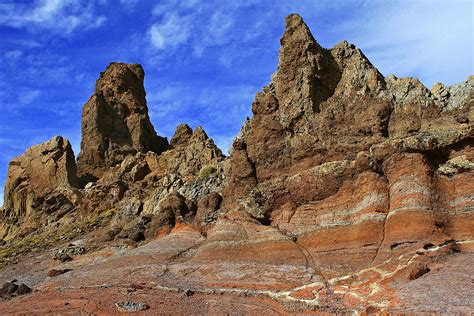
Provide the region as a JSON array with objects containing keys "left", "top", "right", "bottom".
[
  {"left": 76, "top": 62, "right": 168, "bottom": 185},
  {"left": 0, "top": 13, "right": 472, "bottom": 314},
  {"left": 0, "top": 136, "right": 79, "bottom": 239}
]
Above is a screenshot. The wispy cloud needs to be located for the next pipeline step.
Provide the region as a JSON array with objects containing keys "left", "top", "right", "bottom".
[
  {"left": 18, "top": 89, "right": 41, "bottom": 105},
  {"left": 146, "top": 0, "right": 266, "bottom": 65},
  {"left": 312, "top": 0, "right": 473, "bottom": 87},
  {"left": 148, "top": 12, "right": 191, "bottom": 50},
  {"left": 0, "top": 0, "right": 106, "bottom": 37}
]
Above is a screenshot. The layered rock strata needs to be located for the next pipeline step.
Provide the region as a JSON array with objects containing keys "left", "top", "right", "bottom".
[{"left": 0, "top": 13, "right": 472, "bottom": 314}]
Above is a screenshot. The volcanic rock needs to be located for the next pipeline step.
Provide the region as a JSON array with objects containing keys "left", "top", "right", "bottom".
[
  {"left": 0, "top": 13, "right": 473, "bottom": 315},
  {"left": 47, "top": 269, "right": 72, "bottom": 277},
  {"left": 408, "top": 263, "right": 431, "bottom": 280},
  {"left": 76, "top": 62, "right": 168, "bottom": 185},
  {"left": 115, "top": 301, "right": 149, "bottom": 312},
  {"left": 217, "top": 12, "right": 473, "bottom": 288},
  {"left": 195, "top": 192, "right": 222, "bottom": 226},
  {"left": 0, "top": 281, "right": 32, "bottom": 299},
  {"left": 0, "top": 136, "right": 79, "bottom": 239}
]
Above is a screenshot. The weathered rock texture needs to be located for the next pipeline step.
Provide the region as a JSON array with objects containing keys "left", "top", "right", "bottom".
[
  {"left": 0, "top": 136, "right": 79, "bottom": 239},
  {"left": 0, "top": 13, "right": 473, "bottom": 314},
  {"left": 77, "top": 62, "right": 168, "bottom": 185}
]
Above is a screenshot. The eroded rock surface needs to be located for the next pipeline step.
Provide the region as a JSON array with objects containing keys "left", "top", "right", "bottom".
[
  {"left": 0, "top": 13, "right": 473, "bottom": 314},
  {"left": 77, "top": 62, "right": 168, "bottom": 184},
  {"left": 0, "top": 136, "right": 79, "bottom": 239}
]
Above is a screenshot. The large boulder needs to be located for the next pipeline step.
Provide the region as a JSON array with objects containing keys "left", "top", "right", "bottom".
[
  {"left": 0, "top": 136, "right": 79, "bottom": 239},
  {"left": 76, "top": 62, "right": 168, "bottom": 185}
]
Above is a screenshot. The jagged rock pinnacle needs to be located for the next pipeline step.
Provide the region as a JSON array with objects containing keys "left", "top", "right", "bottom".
[
  {"left": 76, "top": 62, "right": 168, "bottom": 185},
  {"left": 0, "top": 136, "right": 79, "bottom": 239}
]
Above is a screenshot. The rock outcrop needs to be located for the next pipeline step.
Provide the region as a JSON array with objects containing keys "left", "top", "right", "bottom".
[
  {"left": 0, "top": 136, "right": 79, "bottom": 239},
  {"left": 0, "top": 13, "right": 472, "bottom": 314},
  {"left": 77, "top": 62, "right": 168, "bottom": 185}
]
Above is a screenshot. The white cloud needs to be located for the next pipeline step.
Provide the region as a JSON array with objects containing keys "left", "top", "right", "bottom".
[
  {"left": 0, "top": 0, "right": 106, "bottom": 37},
  {"left": 324, "top": 0, "right": 473, "bottom": 87},
  {"left": 18, "top": 90, "right": 41, "bottom": 105},
  {"left": 4, "top": 50, "right": 23, "bottom": 61},
  {"left": 148, "top": 12, "right": 190, "bottom": 50},
  {"left": 147, "top": 2, "right": 260, "bottom": 61},
  {"left": 152, "top": 0, "right": 201, "bottom": 17}
]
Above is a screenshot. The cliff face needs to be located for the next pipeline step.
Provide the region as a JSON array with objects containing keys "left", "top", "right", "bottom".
[
  {"left": 0, "top": 13, "right": 473, "bottom": 314},
  {"left": 0, "top": 136, "right": 80, "bottom": 239},
  {"left": 76, "top": 62, "right": 168, "bottom": 185}
]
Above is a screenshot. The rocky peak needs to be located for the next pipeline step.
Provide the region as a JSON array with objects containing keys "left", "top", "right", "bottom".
[
  {"left": 0, "top": 136, "right": 79, "bottom": 239},
  {"left": 271, "top": 14, "right": 338, "bottom": 123},
  {"left": 76, "top": 62, "right": 168, "bottom": 185},
  {"left": 432, "top": 76, "right": 473, "bottom": 111},
  {"left": 225, "top": 14, "right": 394, "bottom": 209},
  {"left": 170, "top": 124, "right": 193, "bottom": 148},
  {"left": 95, "top": 62, "right": 146, "bottom": 103},
  {"left": 330, "top": 40, "right": 387, "bottom": 98}
]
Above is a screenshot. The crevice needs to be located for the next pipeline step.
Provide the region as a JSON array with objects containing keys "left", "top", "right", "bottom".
[
  {"left": 295, "top": 239, "right": 333, "bottom": 295},
  {"left": 390, "top": 240, "right": 416, "bottom": 250}
]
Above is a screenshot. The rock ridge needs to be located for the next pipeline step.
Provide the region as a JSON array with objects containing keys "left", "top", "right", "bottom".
[{"left": 0, "top": 13, "right": 472, "bottom": 314}]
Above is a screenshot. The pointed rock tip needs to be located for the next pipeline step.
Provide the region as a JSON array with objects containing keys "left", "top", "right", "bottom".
[
  {"left": 170, "top": 124, "right": 193, "bottom": 147},
  {"left": 36, "top": 135, "right": 71, "bottom": 150},
  {"left": 285, "top": 13, "right": 304, "bottom": 28},
  {"left": 281, "top": 13, "right": 319, "bottom": 48},
  {"left": 100, "top": 62, "right": 145, "bottom": 82},
  {"left": 193, "top": 126, "right": 209, "bottom": 139}
]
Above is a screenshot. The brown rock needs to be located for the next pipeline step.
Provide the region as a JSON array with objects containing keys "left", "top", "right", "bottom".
[
  {"left": 47, "top": 269, "right": 72, "bottom": 277},
  {"left": 146, "top": 125, "right": 224, "bottom": 180},
  {"left": 0, "top": 13, "right": 473, "bottom": 314},
  {"left": 158, "top": 192, "right": 191, "bottom": 219},
  {"left": 0, "top": 136, "right": 79, "bottom": 240},
  {"left": 170, "top": 123, "right": 193, "bottom": 147},
  {"left": 408, "top": 263, "right": 431, "bottom": 280},
  {"left": 77, "top": 62, "right": 168, "bottom": 185},
  {"left": 0, "top": 282, "right": 32, "bottom": 299},
  {"left": 224, "top": 14, "right": 392, "bottom": 209},
  {"left": 195, "top": 192, "right": 222, "bottom": 225}
]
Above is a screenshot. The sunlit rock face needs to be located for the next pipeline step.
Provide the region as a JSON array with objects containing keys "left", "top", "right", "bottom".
[
  {"left": 0, "top": 13, "right": 473, "bottom": 314},
  {"left": 0, "top": 136, "right": 80, "bottom": 239},
  {"left": 77, "top": 62, "right": 168, "bottom": 185}
]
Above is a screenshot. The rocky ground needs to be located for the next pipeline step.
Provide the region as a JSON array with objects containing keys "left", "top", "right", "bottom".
[{"left": 0, "top": 14, "right": 473, "bottom": 314}]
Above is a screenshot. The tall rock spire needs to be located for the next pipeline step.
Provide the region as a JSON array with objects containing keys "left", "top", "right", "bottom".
[
  {"left": 77, "top": 62, "right": 168, "bottom": 185},
  {"left": 223, "top": 14, "right": 392, "bottom": 215},
  {"left": 273, "top": 14, "right": 339, "bottom": 119}
]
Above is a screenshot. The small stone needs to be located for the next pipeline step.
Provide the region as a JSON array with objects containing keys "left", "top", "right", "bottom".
[
  {"left": 408, "top": 263, "right": 431, "bottom": 280},
  {"left": 16, "top": 284, "right": 32, "bottom": 295},
  {"left": 55, "top": 253, "right": 73, "bottom": 262},
  {"left": 0, "top": 282, "right": 18, "bottom": 296},
  {"left": 84, "top": 182, "right": 96, "bottom": 189},
  {"left": 115, "top": 301, "right": 149, "bottom": 312},
  {"left": 47, "top": 269, "right": 72, "bottom": 277}
]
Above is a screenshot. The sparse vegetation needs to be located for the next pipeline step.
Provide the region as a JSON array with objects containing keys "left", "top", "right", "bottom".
[
  {"left": 198, "top": 165, "right": 217, "bottom": 180},
  {"left": 0, "top": 210, "right": 115, "bottom": 267}
]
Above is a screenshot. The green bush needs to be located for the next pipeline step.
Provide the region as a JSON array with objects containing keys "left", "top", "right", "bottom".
[{"left": 198, "top": 165, "right": 217, "bottom": 180}]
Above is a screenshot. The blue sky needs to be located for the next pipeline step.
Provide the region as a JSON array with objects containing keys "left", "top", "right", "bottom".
[{"left": 0, "top": 0, "right": 472, "bottom": 205}]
